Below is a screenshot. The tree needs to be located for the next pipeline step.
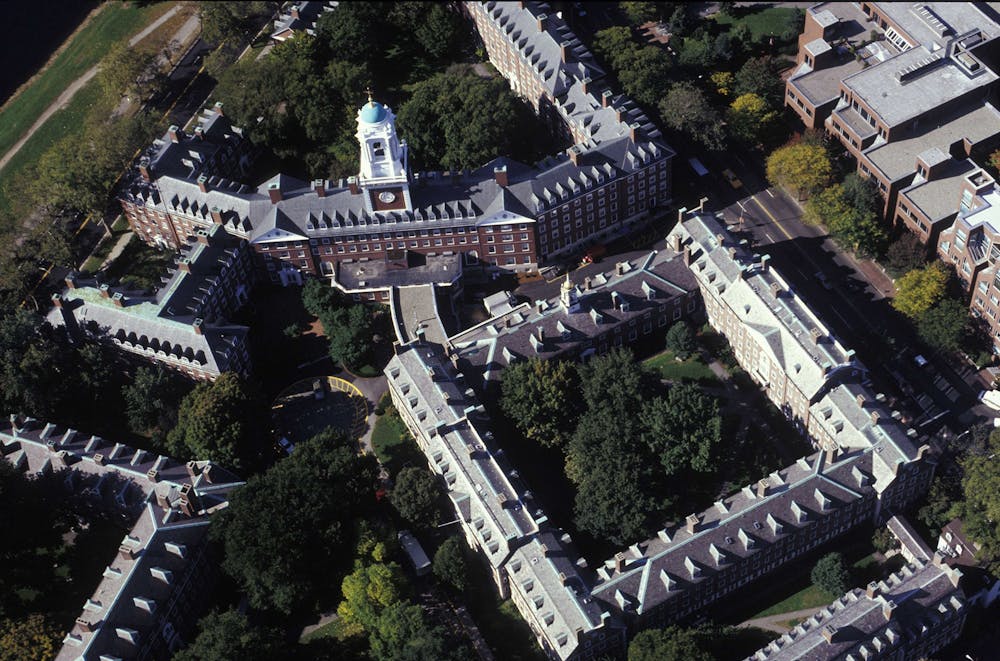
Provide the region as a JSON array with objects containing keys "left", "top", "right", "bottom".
[
  {"left": 211, "top": 431, "right": 379, "bottom": 613},
  {"left": 616, "top": 45, "right": 672, "bottom": 106},
  {"left": 337, "top": 562, "right": 408, "bottom": 633},
  {"left": 805, "top": 176, "right": 886, "bottom": 256},
  {"left": 727, "top": 92, "right": 780, "bottom": 146},
  {"left": 432, "top": 536, "right": 467, "bottom": 592},
  {"left": 811, "top": 552, "right": 850, "bottom": 596},
  {"left": 324, "top": 304, "right": 374, "bottom": 369},
  {"left": 642, "top": 384, "right": 721, "bottom": 474},
  {"left": 892, "top": 263, "right": 948, "bottom": 318},
  {"left": 302, "top": 276, "right": 344, "bottom": 317},
  {"left": 121, "top": 366, "right": 187, "bottom": 433},
  {"left": 664, "top": 322, "right": 695, "bottom": 358},
  {"left": 885, "top": 233, "right": 927, "bottom": 277},
  {"left": 872, "top": 528, "right": 900, "bottom": 554},
  {"left": 665, "top": 5, "right": 689, "bottom": 38},
  {"left": 172, "top": 609, "right": 288, "bottom": 661},
  {"left": 916, "top": 299, "right": 968, "bottom": 353},
  {"left": 391, "top": 467, "right": 440, "bottom": 530},
  {"left": 766, "top": 143, "right": 832, "bottom": 199},
  {"left": 0, "top": 613, "right": 63, "bottom": 661},
  {"left": 734, "top": 57, "right": 784, "bottom": 107},
  {"left": 990, "top": 148, "right": 1000, "bottom": 175},
  {"left": 412, "top": 3, "right": 464, "bottom": 62},
  {"left": 952, "top": 430, "right": 1000, "bottom": 571},
  {"left": 98, "top": 42, "right": 155, "bottom": 100},
  {"left": 628, "top": 626, "right": 713, "bottom": 661},
  {"left": 500, "top": 358, "right": 580, "bottom": 447},
  {"left": 369, "top": 601, "right": 454, "bottom": 661},
  {"left": 621, "top": 1, "right": 657, "bottom": 25},
  {"left": 198, "top": 1, "right": 275, "bottom": 46},
  {"left": 166, "top": 373, "right": 267, "bottom": 472},
  {"left": 659, "top": 82, "right": 726, "bottom": 151},
  {"left": 710, "top": 71, "right": 735, "bottom": 97}
]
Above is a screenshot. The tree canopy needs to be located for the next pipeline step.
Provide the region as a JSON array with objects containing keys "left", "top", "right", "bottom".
[
  {"left": 952, "top": 429, "right": 1000, "bottom": 571},
  {"left": 121, "top": 365, "right": 189, "bottom": 435},
  {"left": 166, "top": 373, "right": 268, "bottom": 473},
  {"left": 628, "top": 626, "right": 714, "bottom": 661},
  {"left": 734, "top": 57, "right": 784, "bottom": 107},
  {"left": 369, "top": 601, "right": 457, "bottom": 661},
  {"left": 659, "top": 82, "right": 726, "bottom": 151},
  {"left": 727, "top": 92, "right": 781, "bottom": 147},
  {"left": 0, "top": 613, "right": 63, "bottom": 661},
  {"left": 337, "top": 561, "right": 409, "bottom": 634},
  {"left": 767, "top": 142, "right": 833, "bottom": 199},
  {"left": 172, "top": 609, "right": 289, "bottom": 661},
  {"left": 664, "top": 321, "right": 695, "bottom": 358},
  {"left": 915, "top": 298, "right": 968, "bottom": 353},
  {"left": 811, "top": 552, "right": 850, "bottom": 596},
  {"left": 432, "top": 536, "right": 467, "bottom": 593},
  {"left": 642, "top": 384, "right": 721, "bottom": 474},
  {"left": 198, "top": 2, "right": 276, "bottom": 46},
  {"left": 804, "top": 175, "right": 886, "bottom": 257},
  {"left": 211, "top": 429, "right": 379, "bottom": 613},
  {"left": 593, "top": 27, "right": 672, "bottom": 107},
  {"left": 390, "top": 467, "right": 441, "bottom": 530},
  {"left": 500, "top": 358, "right": 580, "bottom": 448},
  {"left": 892, "top": 263, "right": 948, "bottom": 318}
]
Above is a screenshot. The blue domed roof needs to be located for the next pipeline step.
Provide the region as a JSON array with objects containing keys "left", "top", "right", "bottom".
[{"left": 360, "top": 101, "right": 387, "bottom": 123}]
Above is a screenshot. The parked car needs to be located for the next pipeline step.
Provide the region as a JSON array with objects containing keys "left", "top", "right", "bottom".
[
  {"left": 722, "top": 168, "right": 743, "bottom": 189},
  {"left": 278, "top": 437, "right": 295, "bottom": 455}
]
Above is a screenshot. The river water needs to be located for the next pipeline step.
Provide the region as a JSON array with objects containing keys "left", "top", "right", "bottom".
[{"left": 0, "top": 0, "right": 99, "bottom": 106}]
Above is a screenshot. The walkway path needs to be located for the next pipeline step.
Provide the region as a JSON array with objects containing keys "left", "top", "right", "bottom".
[
  {"left": 0, "top": 4, "right": 182, "bottom": 171},
  {"left": 739, "top": 606, "right": 825, "bottom": 634}
]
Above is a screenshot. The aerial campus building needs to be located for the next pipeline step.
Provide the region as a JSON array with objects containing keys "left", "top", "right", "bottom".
[
  {"left": 0, "top": 415, "right": 243, "bottom": 660},
  {"left": 384, "top": 209, "right": 942, "bottom": 660},
  {"left": 117, "top": 1, "right": 674, "bottom": 293}
]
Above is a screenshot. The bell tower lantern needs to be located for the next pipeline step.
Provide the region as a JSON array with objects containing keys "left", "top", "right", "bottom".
[{"left": 356, "top": 91, "right": 411, "bottom": 213}]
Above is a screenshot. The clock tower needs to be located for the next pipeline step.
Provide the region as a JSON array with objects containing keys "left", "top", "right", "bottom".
[{"left": 356, "top": 92, "right": 411, "bottom": 213}]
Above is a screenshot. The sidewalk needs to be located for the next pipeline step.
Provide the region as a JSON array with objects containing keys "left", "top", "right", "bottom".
[{"left": 740, "top": 606, "right": 825, "bottom": 634}]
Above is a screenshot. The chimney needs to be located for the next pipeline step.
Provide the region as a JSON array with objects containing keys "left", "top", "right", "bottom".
[
  {"left": 882, "top": 599, "right": 896, "bottom": 620},
  {"left": 683, "top": 245, "right": 693, "bottom": 265},
  {"left": 267, "top": 181, "right": 282, "bottom": 204},
  {"left": 629, "top": 122, "right": 641, "bottom": 142},
  {"left": 560, "top": 40, "right": 572, "bottom": 63},
  {"left": 581, "top": 76, "right": 591, "bottom": 95},
  {"left": 536, "top": 13, "right": 547, "bottom": 31},
  {"left": 192, "top": 318, "right": 203, "bottom": 335},
  {"left": 870, "top": 410, "right": 880, "bottom": 424},
  {"left": 290, "top": 5, "right": 300, "bottom": 19},
  {"left": 537, "top": 326, "right": 544, "bottom": 342},
  {"left": 602, "top": 90, "right": 614, "bottom": 108},
  {"left": 94, "top": 453, "right": 106, "bottom": 466},
  {"left": 728, "top": 246, "right": 737, "bottom": 260},
  {"left": 118, "top": 545, "right": 136, "bottom": 560},
  {"left": 51, "top": 293, "right": 63, "bottom": 309},
  {"left": 670, "top": 233, "right": 682, "bottom": 253},
  {"left": 313, "top": 179, "right": 326, "bottom": 197},
  {"left": 348, "top": 176, "right": 360, "bottom": 195},
  {"left": 167, "top": 125, "right": 180, "bottom": 143},
  {"left": 825, "top": 446, "right": 839, "bottom": 465},
  {"left": 770, "top": 281, "right": 781, "bottom": 297},
  {"left": 139, "top": 156, "right": 152, "bottom": 182},
  {"left": 99, "top": 284, "right": 111, "bottom": 299},
  {"left": 685, "top": 513, "right": 700, "bottom": 534},
  {"left": 112, "top": 292, "right": 125, "bottom": 308},
  {"left": 760, "top": 254, "right": 771, "bottom": 271},
  {"left": 196, "top": 230, "right": 211, "bottom": 246},
  {"left": 568, "top": 146, "right": 580, "bottom": 166},
  {"left": 615, "top": 106, "right": 627, "bottom": 123},
  {"left": 756, "top": 478, "right": 770, "bottom": 498},
  {"left": 616, "top": 262, "right": 626, "bottom": 276},
  {"left": 866, "top": 581, "right": 879, "bottom": 598},
  {"left": 213, "top": 101, "right": 224, "bottom": 116},
  {"left": 75, "top": 618, "right": 94, "bottom": 633},
  {"left": 197, "top": 174, "right": 209, "bottom": 193},
  {"left": 584, "top": 276, "right": 592, "bottom": 291},
  {"left": 856, "top": 393, "right": 865, "bottom": 408},
  {"left": 210, "top": 207, "right": 223, "bottom": 225},
  {"left": 178, "top": 483, "right": 200, "bottom": 516},
  {"left": 821, "top": 625, "right": 838, "bottom": 643},
  {"left": 810, "top": 328, "right": 823, "bottom": 345},
  {"left": 715, "top": 233, "right": 726, "bottom": 245},
  {"left": 146, "top": 468, "right": 159, "bottom": 482},
  {"left": 201, "top": 463, "right": 216, "bottom": 484},
  {"left": 614, "top": 551, "right": 626, "bottom": 572},
  {"left": 494, "top": 165, "right": 508, "bottom": 187},
  {"left": 194, "top": 126, "right": 204, "bottom": 141},
  {"left": 65, "top": 272, "right": 78, "bottom": 289},
  {"left": 178, "top": 258, "right": 191, "bottom": 273},
  {"left": 186, "top": 461, "right": 198, "bottom": 478},
  {"left": 535, "top": 299, "right": 545, "bottom": 313}
]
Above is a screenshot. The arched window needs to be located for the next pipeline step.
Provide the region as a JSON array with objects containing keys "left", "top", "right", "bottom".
[{"left": 372, "top": 141, "right": 384, "bottom": 157}]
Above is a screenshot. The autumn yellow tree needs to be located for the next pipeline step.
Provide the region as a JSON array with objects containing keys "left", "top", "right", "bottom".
[
  {"left": 0, "top": 614, "right": 62, "bottom": 661},
  {"left": 766, "top": 142, "right": 833, "bottom": 199},
  {"left": 727, "top": 93, "right": 779, "bottom": 145},
  {"left": 892, "top": 263, "right": 948, "bottom": 318},
  {"left": 710, "top": 71, "right": 735, "bottom": 97}
]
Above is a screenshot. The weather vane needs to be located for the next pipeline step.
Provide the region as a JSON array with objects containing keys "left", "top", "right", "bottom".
[{"left": 365, "top": 86, "right": 373, "bottom": 103}]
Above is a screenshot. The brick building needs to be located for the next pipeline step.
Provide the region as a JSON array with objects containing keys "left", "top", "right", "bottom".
[
  {"left": 118, "top": 2, "right": 674, "bottom": 287},
  {"left": 1, "top": 415, "right": 244, "bottom": 660},
  {"left": 47, "top": 224, "right": 253, "bottom": 380}
]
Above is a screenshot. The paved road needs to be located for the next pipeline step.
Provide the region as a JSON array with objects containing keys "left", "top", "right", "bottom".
[{"left": 0, "top": 4, "right": 183, "bottom": 171}]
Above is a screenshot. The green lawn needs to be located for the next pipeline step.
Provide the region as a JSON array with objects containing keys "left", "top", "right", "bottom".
[
  {"left": 713, "top": 6, "right": 801, "bottom": 42},
  {"left": 0, "top": 2, "right": 173, "bottom": 159},
  {"left": 751, "top": 583, "right": 833, "bottom": 619},
  {"left": 100, "top": 236, "right": 176, "bottom": 291},
  {"left": 644, "top": 349, "right": 719, "bottom": 383},
  {"left": 372, "top": 408, "right": 425, "bottom": 476},
  {"left": 300, "top": 617, "right": 353, "bottom": 643}
]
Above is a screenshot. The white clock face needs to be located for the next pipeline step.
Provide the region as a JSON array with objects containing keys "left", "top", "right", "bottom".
[{"left": 379, "top": 191, "right": 396, "bottom": 204}]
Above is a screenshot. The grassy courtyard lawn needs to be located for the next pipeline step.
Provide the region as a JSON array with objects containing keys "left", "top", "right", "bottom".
[
  {"left": 0, "top": 2, "right": 174, "bottom": 158},
  {"left": 752, "top": 584, "right": 833, "bottom": 619},
  {"left": 644, "top": 349, "right": 719, "bottom": 384},
  {"left": 372, "top": 408, "right": 424, "bottom": 476},
  {"left": 300, "top": 617, "right": 353, "bottom": 643},
  {"left": 101, "top": 236, "right": 176, "bottom": 291},
  {"left": 713, "top": 6, "right": 801, "bottom": 42}
]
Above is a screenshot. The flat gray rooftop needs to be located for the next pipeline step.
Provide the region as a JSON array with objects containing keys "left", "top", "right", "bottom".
[
  {"left": 335, "top": 252, "right": 462, "bottom": 290},
  {"left": 875, "top": 1, "right": 1000, "bottom": 50},
  {"left": 899, "top": 159, "right": 978, "bottom": 222}
]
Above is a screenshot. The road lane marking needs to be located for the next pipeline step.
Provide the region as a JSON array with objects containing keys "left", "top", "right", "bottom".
[{"left": 766, "top": 189, "right": 775, "bottom": 198}]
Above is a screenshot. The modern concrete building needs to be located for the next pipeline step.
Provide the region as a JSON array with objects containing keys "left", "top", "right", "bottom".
[
  {"left": 47, "top": 224, "right": 253, "bottom": 381},
  {"left": 0, "top": 415, "right": 244, "bottom": 660},
  {"left": 119, "top": 2, "right": 674, "bottom": 286},
  {"left": 786, "top": 2, "right": 1000, "bottom": 221},
  {"left": 673, "top": 212, "right": 861, "bottom": 429}
]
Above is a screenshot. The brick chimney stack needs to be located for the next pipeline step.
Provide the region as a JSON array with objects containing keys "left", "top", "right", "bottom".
[
  {"left": 348, "top": 176, "right": 360, "bottom": 195},
  {"left": 267, "top": 182, "right": 282, "bottom": 204},
  {"left": 167, "top": 125, "right": 180, "bottom": 143},
  {"left": 213, "top": 101, "right": 224, "bottom": 116},
  {"left": 494, "top": 165, "right": 508, "bottom": 187},
  {"left": 313, "top": 179, "right": 327, "bottom": 197}
]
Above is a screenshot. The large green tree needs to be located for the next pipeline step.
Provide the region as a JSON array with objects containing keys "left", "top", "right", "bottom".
[
  {"left": 198, "top": 1, "right": 276, "bottom": 46},
  {"left": 952, "top": 430, "right": 1000, "bottom": 571},
  {"left": 727, "top": 92, "right": 781, "bottom": 146},
  {"left": 337, "top": 562, "right": 409, "bottom": 634},
  {"left": 811, "top": 552, "right": 850, "bottom": 596},
  {"left": 166, "top": 373, "right": 267, "bottom": 472},
  {"left": 211, "top": 430, "right": 379, "bottom": 613},
  {"left": 121, "top": 365, "right": 188, "bottom": 434},
  {"left": 642, "top": 384, "right": 721, "bottom": 474},
  {"left": 628, "top": 626, "right": 713, "bottom": 661},
  {"left": 916, "top": 299, "right": 968, "bottom": 353},
  {"left": 659, "top": 82, "right": 726, "bottom": 151},
  {"left": 391, "top": 467, "right": 441, "bottom": 530},
  {"left": 172, "top": 609, "right": 288, "bottom": 661},
  {"left": 369, "top": 601, "right": 456, "bottom": 661},
  {"left": 432, "top": 536, "right": 467, "bottom": 593},
  {"left": 324, "top": 303, "right": 374, "bottom": 369},
  {"left": 98, "top": 42, "right": 155, "bottom": 101},
  {"left": 734, "top": 57, "right": 784, "bottom": 107},
  {"left": 500, "top": 358, "right": 580, "bottom": 448}
]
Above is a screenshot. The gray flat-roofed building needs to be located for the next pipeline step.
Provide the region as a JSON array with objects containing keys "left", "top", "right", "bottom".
[
  {"left": 1, "top": 415, "right": 243, "bottom": 661},
  {"left": 746, "top": 557, "right": 965, "bottom": 661}
]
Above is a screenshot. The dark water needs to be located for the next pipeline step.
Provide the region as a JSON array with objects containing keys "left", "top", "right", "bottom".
[{"left": 0, "top": 0, "right": 100, "bottom": 105}]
